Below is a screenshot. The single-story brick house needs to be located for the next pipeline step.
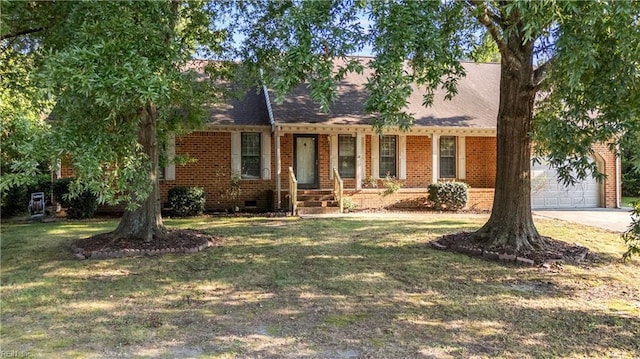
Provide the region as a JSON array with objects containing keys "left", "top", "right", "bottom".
[{"left": 155, "top": 58, "right": 621, "bottom": 213}]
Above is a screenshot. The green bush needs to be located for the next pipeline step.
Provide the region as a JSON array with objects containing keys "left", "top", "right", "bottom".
[
  {"left": 622, "top": 200, "right": 640, "bottom": 261},
  {"left": 52, "top": 178, "right": 97, "bottom": 219},
  {"left": 428, "top": 182, "right": 469, "bottom": 211},
  {"left": 168, "top": 186, "right": 205, "bottom": 217},
  {"left": 1, "top": 174, "right": 52, "bottom": 218}
]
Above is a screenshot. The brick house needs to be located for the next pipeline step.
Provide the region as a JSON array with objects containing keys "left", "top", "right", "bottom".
[{"left": 156, "top": 58, "right": 621, "bottom": 213}]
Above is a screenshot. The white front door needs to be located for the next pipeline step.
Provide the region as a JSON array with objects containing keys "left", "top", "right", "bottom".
[{"left": 295, "top": 135, "right": 318, "bottom": 188}]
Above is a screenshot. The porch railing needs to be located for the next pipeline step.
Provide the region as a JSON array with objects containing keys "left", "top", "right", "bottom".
[
  {"left": 332, "top": 168, "right": 344, "bottom": 213},
  {"left": 288, "top": 167, "right": 298, "bottom": 215}
]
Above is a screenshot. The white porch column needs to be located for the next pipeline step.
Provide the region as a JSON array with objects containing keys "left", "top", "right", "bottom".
[
  {"left": 398, "top": 134, "right": 407, "bottom": 180},
  {"left": 432, "top": 134, "right": 440, "bottom": 183},
  {"left": 356, "top": 132, "right": 364, "bottom": 189},
  {"left": 371, "top": 135, "right": 380, "bottom": 179},
  {"left": 275, "top": 132, "right": 282, "bottom": 210},
  {"left": 458, "top": 136, "right": 466, "bottom": 180},
  {"left": 329, "top": 134, "right": 338, "bottom": 179}
]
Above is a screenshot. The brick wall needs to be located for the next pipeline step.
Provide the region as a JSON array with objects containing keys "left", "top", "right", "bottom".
[
  {"left": 592, "top": 142, "right": 619, "bottom": 208},
  {"left": 465, "top": 137, "right": 496, "bottom": 188},
  {"left": 405, "top": 136, "right": 432, "bottom": 187},
  {"left": 61, "top": 129, "right": 620, "bottom": 213},
  {"left": 160, "top": 131, "right": 275, "bottom": 212},
  {"left": 345, "top": 188, "right": 494, "bottom": 211}
]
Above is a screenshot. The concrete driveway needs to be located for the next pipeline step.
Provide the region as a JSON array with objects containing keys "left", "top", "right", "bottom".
[{"left": 533, "top": 208, "right": 634, "bottom": 233}]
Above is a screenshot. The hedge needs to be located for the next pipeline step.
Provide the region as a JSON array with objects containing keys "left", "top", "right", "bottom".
[
  {"left": 428, "top": 182, "right": 469, "bottom": 211},
  {"left": 168, "top": 186, "right": 206, "bottom": 217}
]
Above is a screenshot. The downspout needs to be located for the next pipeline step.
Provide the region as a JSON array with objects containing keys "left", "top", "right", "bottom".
[
  {"left": 616, "top": 144, "right": 621, "bottom": 208},
  {"left": 261, "top": 72, "right": 280, "bottom": 210}
]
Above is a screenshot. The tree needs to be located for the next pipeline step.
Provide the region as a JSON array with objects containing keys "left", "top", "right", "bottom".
[
  {"left": 234, "top": 0, "right": 639, "bottom": 249},
  {"left": 1, "top": 1, "right": 223, "bottom": 241}
]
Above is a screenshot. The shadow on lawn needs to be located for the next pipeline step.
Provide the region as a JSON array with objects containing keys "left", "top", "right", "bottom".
[{"left": 1, "top": 217, "right": 638, "bottom": 358}]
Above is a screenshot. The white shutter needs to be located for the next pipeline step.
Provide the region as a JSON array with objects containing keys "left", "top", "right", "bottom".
[
  {"left": 261, "top": 132, "right": 271, "bottom": 180},
  {"left": 231, "top": 132, "right": 241, "bottom": 175},
  {"left": 398, "top": 134, "right": 407, "bottom": 180},
  {"left": 458, "top": 136, "right": 466, "bottom": 180},
  {"left": 165, "top": 133, "right": 176, "bottom": 180},
  {"left": 371, "top": 135, "right": 380, "bottom": 179},
  {"left": 330, "top": 134, "right": 338, "bottom": 179},
  {"left": 432, "top": 134, "right": 440, "bottom": 183}
]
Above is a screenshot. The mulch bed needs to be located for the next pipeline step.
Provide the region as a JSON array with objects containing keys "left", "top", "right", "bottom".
[
  {"left": 70, "top": 229, "right": 221, "bottom": 260},
  {"left": 431, "top": 232, "right": 595, "bottom": 267}
]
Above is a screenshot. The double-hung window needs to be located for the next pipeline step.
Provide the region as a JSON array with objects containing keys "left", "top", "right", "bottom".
[
  {"left": 379, "top": 135, "right": 397, "bottom": 177},
  {"left": 241, "top": 132, "right": 261, "bottom": 179},
  {"left": 439, "top": 136, "right": 456, "bottom": 178},
  {"left": 338, "top": 135, "right": 356, "bottom": 178}
]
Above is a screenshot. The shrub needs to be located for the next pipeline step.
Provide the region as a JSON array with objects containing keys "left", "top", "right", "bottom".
[
  {"left": 342, "top": 197, "right": 358, "bottom": 212},
  {"left": 168, "top": 186, "right": 205, "bottom": 217},
  {"left": 381, "top": 175, "right": 403, "bottom": 197},
  {"left": 428, "top": 182, "right": 469, "bottom": 211},
  {"left": 622, "top": 200, "right": 640, "bottom": 261},
  {"left": 52, "top": 178, "right": 98, "bottom": 219}
]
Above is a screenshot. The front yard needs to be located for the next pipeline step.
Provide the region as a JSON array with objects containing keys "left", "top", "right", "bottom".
[{"left": 1, "top": 214, "right": 639, "bottom": 358}]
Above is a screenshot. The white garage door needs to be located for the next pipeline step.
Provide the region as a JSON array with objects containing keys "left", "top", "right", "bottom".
[{"left": 531, "top": 159, "right": 600, "bottom": 209}]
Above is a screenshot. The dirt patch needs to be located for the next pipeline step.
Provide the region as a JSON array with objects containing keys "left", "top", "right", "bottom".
[
  {"left": 432, "top": 231, "right": 595, "bottom": 266},
  {"left": 70, "top": 229, "right": 221, "bottom": 260}
]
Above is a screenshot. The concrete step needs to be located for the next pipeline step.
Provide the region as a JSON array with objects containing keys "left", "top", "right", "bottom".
[
  {"left": 297, "top": 194, "right": 335, "bottom": 201},
  {"left": 297, "top": 201, "right": 337, "bottom": 208},
  {"left": 298, "top": 190, "right": 333, "bottom": 196},
  {"left": 297, "top": 206, "right": 342, "bottom": 215}
]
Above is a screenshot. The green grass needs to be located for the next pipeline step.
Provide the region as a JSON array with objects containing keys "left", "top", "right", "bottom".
[
  {"left": 1, "top": 214, "right": 639, "bottom": 358},
  {"left": 623, "top": 196, "right": 639, "bottom": 207}
]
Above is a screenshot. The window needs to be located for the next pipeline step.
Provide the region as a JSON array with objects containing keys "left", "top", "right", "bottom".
[
  {"left": 440, "top": 136, "right": 456, "bottom": 178},
  {"left": 338, "top": 135, "right": 356, "bottom": 178},
  {"left": 379, "top": 136, "right": 397, "bottom": 177},
  {"left": 241, "top": 132, "right": 261, "bottom": 179}
]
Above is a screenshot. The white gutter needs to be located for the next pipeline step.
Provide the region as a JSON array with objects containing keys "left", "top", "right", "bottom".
[{"left": 616, "top": 144, "right": 621, "bottom": 208}]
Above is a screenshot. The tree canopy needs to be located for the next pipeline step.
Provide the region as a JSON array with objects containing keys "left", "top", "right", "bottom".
[{"left": 1, "top": 0, "right": 225, "bottom": 240}]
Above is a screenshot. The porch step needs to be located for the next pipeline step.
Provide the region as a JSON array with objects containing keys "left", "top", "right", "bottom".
[
  {"left": 297, "top": 200, "right": 338, "bottom": 208},
  {"left": 296, "top": 206, "right": 342, "bottom": 215},
  {"left": 294, "top": 189, "right": 340, "bottom": 215}
]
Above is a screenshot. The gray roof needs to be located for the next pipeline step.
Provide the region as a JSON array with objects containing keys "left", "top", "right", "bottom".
[
  {"left": 198, "top": 58, "right": 500, "bottom": 129},
  {"left": 207, "top": 89, "right": 271, "bottom": 127},
  {"left": 269, "top": 59, "right": 500, "bottom": 129}
]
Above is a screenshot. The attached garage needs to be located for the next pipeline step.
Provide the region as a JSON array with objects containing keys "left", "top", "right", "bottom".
[{"left": 531, "top": 159, "right": 600, "bottom": 209}]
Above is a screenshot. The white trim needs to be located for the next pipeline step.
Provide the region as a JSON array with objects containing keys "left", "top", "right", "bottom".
[
  {"left": 261, "top": 131, "right": 271, "bottom": 180},
  {"left": 371, "top": 135, "right": 380, "bottom": 179},
  {"left": 398, "top": 134, "right": 407, "bottom": 180},
  {"left": 55, "top": 159, "right": 62, "bottom": 179},
  {"left": 330, "top": 134, "right": 338, "bottom": 179},
  {"left": 458, "top": 136, "right": 466, "bottom": 180},
  {"left": 165, "top": 133, "right": 176, "bottom": 180},
  {"left": 231, "top": 132, "right": 241, "bottom": 175},
  {"left": 356, "top": 132, "right": 365, "bottom": 189},
  {"left": 431, "top": 134, "right": 440, "bottom": 183},
  {"left": 275, "top": 133, "right": 282, "bottom": 210},
  {"left": 274, "top": 123, "right": 496, "bottom": 137}
]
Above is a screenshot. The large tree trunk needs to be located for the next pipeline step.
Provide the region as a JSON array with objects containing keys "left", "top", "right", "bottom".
[
  {"left": 472, "top": 34, "right": 543, "bottom": 250},
  {"left": 112, "top": 103, "right": 166, "bottom": 242}
]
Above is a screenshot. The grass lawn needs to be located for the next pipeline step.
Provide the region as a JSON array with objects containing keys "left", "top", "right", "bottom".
[
  {"left": 623, "top": 196, "right": 639, "bottom": 207},
  {"left": 1, "top": 214, "right": 639, "bottom": 358}
]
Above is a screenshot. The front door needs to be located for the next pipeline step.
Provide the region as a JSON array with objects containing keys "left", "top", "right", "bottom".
[{"left": 294, "top": 135, "right": 318, "bottom": 189}]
